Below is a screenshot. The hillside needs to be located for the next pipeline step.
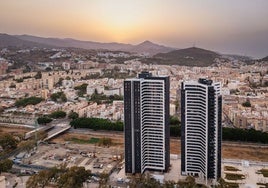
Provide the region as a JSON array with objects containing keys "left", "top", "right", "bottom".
[
  {"left": 150, "top": 47, "right": 220, "bottom": 66},
  {"left": 129, "top": 40, "right": 175, "bottom": 55},
  {"left": 14, "top": 34, "right": 174, "bottom": 55},
  {"left": 0, "top": 33, "right": 48, "bottom": 48},
  {"left": 16, "top": 34, "right": 133, "bottom": 50},
  {"left": 261, "top": 56, "right": 268, "bottom": 61}
]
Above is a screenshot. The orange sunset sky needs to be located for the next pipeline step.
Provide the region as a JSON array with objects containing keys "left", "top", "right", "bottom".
[{"left": 0, "top": 0, "right": 268, "bottom": 57}]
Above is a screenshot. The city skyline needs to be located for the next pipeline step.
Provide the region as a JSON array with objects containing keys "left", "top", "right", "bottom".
[{"left": 0, "top": 0, "right": 268, "bottom": 58}]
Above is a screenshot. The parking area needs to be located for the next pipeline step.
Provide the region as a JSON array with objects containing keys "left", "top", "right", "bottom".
[{"left": 222, "top": 160, "right": 268, "bottom": 188}]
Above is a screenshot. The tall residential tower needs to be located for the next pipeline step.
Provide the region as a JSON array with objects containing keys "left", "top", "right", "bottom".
[
  {"left": 181, "top": 78, "right": 222, "bottom": 182},
  {"left": 124, "top": 72, "right": 170, "bottom": 174}
]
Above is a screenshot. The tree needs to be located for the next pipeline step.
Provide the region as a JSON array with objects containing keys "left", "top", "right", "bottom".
[
  {"left": 216, "top": 178, "right": 228, "bottom": 188},
  {"left": 9, "top": 83, "right": 16, "bottom": 88},
  {"left": 222, "top": 127, "right": 268, "bottom": 143},
  {"left": 18, "top": 140, "right": 35, "bottom": 152},
  {"left": 57, "top": 166, "right": 91, "bottom": 188},
  {"left": 26, "top": 165, "right": 67, "bottom": 188},
  {"left": 170, "top": 125, "right": 181, "bottom": 137},
  {"left": 163, "top": 180, "right": 176, "bottom": 188},
  {"left": 129, "top": 173, "right": 161, "bottom": 188},
  {"left": 50, "top": 92, "right": 67, "bottom": 103},
  {"left": 0, "top": 107, "right": 4, "bottom": 114},
  {"left": 170, "top": 116, "right": 180, "bottom": 125},
  {"left": 68, "top": 111, "right": 79, "bottom": 120},
  {"left": 60, "top": 94, "right": 67, "bottom": 102},
  {"left": 15, "top": 97, "right": 43, "bottom": 107},
  {"left": 49, "top": 111, "right": 67, "bottom": 119},
  {"left": 26, "top": 169, "right": 53, "bottom": 188},
  {"left": 26, "top": 165, "right": 90, "bottom": 188},
  {"left": 74, "top": 83, "right": 88, "bottom": 97},
  {"left": 45, "top": 67, "right": 52, "bottom": 72},
  {"left": 37, "top": 116, "right": 53, "bottom": 125},
  {"left": 70, "top": 117, "right": 123, "bottom": 131},
  {"left": 0, "top": 133, "right": 17, "bottom": 150},
  {"left": 14, "top": 78, "right": 23, "bottom": 83},
  {"left": 178, "top": 176, "right": 198, "bottom": 188},
  {"left": 242, "top": 99, "right": 251, "bottom": 107},
  {"left": 98, "top": 173, "right": 109, "bottom": 188},
  {"left": 56, "top": 78, "right": 64, "bottom": 87},
  {"left": 264, "top": 81, "right": 268, "bottom": 87},
  {"left": 0, "top": 159, "right": 13, "bottom": 173},
  {"left": 34, "top": 71, "right": 42, "bottom": 79}
]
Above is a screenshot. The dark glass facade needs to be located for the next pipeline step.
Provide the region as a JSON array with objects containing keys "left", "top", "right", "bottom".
[{"left": 124, "top": 72, "right": 170, "bottom": 174}]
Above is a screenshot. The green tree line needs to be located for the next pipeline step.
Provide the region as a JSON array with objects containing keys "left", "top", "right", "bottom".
[
  {"left": 26, "top": 165, "right": 91, "bottom": 188},
  {"left": 90, "top": 92, "right": 123, "bottom": 104},
  {"left": 37, "top": 110, "right": 66, "bottom": 124},
  {"left": 15, "top": 96, "right": 43, "bottom": 107},
  {"left": 222, "top": 127, "right": 268, "bottom": 143},
  {"left": 70, "top": 117, "right": 123, "bottom": 131},
  {"left": 70, "top": 117, "right": 268, "bottom": 143}
]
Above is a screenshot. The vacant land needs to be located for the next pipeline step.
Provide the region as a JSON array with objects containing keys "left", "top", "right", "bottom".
[
  {"left": 0, "top": 126, "right": 30, "bottom": 135},
  {"left": 1, "top": 126, "right": 267, "bottom": 162},
  {"left": 52, "top": 131, "right": 268, "bottom": 162},
  {"left": 222, "top": 144, "right": 268, "bottom": 162}
]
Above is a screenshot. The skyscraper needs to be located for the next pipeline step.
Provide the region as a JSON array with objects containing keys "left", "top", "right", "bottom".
[
  {"left": 181, "top": 78, "right": 222, "bottom": 182},
  {"left": 124, "top": 72, "right": 170, "bottom": 174}
]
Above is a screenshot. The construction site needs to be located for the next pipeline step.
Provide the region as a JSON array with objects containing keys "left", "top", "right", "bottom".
[{"left": 1, "top": 124, "right": 268, "bottom": 188}]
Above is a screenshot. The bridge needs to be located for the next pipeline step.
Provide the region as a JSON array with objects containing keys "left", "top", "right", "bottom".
[
  {"left": 43, "top": 123, "right": 71, "bottom": 141},
  {"left": 24, "top": 125, "right": 54, "bottom": 139}
]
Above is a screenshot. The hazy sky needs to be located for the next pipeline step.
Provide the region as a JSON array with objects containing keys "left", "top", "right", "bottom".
[{"left": 0, "top": 0, "right": 268, "bottom": 57}]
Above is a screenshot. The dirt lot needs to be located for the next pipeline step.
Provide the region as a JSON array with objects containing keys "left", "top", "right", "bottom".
[
  {"left": 2, "top": 126, "right": 267, "bottom": 162},
  {"left": 52, "top": 131, "right": 268, "bottom": 162},
  {"left": 0, "top": 126, "right": 31, "bottom": 136},
  {"left": 222, "top": 144, "right": 268, "bottom": 162}
]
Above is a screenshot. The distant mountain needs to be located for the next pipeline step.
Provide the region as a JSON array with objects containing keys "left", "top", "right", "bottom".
[
  {"left": 151, "top": 47, "right": 220, "bottom": 66},
  {"left": 0, "top": 33, "right": 49, "bottom": 48},
  {"left": 12, "top": 34, "right": 174, "bottom": 55},
  {"left": 129, "top": 40, "right": 175, "bottom": 55},
  {"left": 16, "top": 34, "right": 133, "bottom": 50},
  {"left": 261, "top": 56, "right": 268, "bottom": 61}
]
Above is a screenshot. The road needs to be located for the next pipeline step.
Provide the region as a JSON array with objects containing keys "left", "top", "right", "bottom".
[{"left": 44, "top": 119, "right": 71, "bottom": 141}]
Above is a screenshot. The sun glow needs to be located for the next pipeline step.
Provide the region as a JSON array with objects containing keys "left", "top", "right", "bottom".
[{"left": 0, "top": 0, "right": 268, "bottom": 57}]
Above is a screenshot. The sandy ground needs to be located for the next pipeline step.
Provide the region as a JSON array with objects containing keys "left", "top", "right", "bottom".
[
  {"left": 0, "top": 126, "right": 30, "bottom": 135},
  {"left": 52, "top": 132, "right": 268, "bottom": 162},
  {"left": 1, "top": 126, "right": 267, "bottom": 162}
]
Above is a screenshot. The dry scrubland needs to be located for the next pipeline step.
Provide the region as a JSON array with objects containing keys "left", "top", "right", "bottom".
[
  {"left": 53, "top": 132, "right": 268, "bottom": 162},
  {"left": 1, "top": 127, "right": 268, "bottom": 162}
]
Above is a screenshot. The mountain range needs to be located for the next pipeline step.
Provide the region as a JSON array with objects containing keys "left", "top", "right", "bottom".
[
  {"left": 0, "top": 33, "right": 174, "bottom": 55},
  {"left": 1, "top": 33, "right": 266, "bottom": 66}
]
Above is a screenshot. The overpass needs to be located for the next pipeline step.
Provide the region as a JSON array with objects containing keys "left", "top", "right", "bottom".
[
  {"left": 43, "top": 124, "right": 71, "bottom": 141},
  {"left": 24, "top": 125, "right": 54, "bottom": 139}
]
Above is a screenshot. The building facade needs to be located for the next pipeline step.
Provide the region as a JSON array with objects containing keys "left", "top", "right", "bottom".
[
  {"left": 124, "top": 72, "right": 170, "bottom": 174},
  {"left": 181, "top": 78, "right": 222, "bottom": 181}
]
